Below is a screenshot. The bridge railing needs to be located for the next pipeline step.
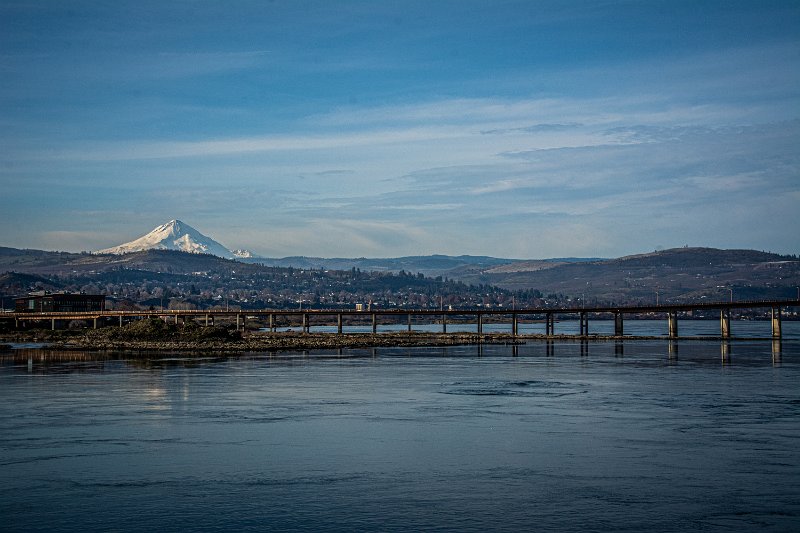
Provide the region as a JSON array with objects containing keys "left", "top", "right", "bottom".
[{"left": 2, "top": 300, "right": 798, "bottom": 339}]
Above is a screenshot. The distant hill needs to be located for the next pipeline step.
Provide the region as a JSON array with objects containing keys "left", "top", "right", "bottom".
[
  {"left": 455, "top": 247, "right": 800, "bottom": 304},
  {"left": 0, "top": 247, "right": 522, "bottom": 311},
  {"left": 1, "top": 245, "right": 797, "bottom": 306},
  {"left": 0, "top": 247, "right": 254, "bottom": 276}
]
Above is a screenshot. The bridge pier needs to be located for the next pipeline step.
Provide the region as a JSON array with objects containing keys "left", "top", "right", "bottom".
[
  {"left": 119, "top": 315, "right": 123, "bottom": 327},
  {"left": 546, "top": 313, "right": 554, "bottom": 336},
  {"left": 51, "top": 318, "right": 56, "bottom": 331},
  {"left": 512, "top": 313, "right": 518, "bottom": 336},
  {"left": 302, "top": 313, "right": 308, "bottom": 333},
  {"left": 442, "top": 314, "right": 447, "bottom": 333},
  {"left": 477, "top": 313, "right": 482, "bottom": 334},
  {"left": 407, "top": 313, "right": 412, "bottom": 332},
  {"left": 93, "top": 317, "right": 97, "bottom": 329},
  {"left": 205, "top": 314, "right": 209, "bottom": 327},
  {"left": 720, "top": 309, "right": 731, "bottom": 338},
  {"left": 372, "top": 313, "right": 377, "bottom": 334},
  {"left": 668, "top": 311, "right": 678, "bottom": 338},
  {"left": 337, "top": 314, "right": 343, "bottom": 334},
  {"left": 614, "top": 312, "right": 623, "bottom": 336},
  {"left": 772, "top": 307, "right": 782, "bottom": 339},
  {"left": 579, "top": 312, "right": 588, "bottom": 336}
]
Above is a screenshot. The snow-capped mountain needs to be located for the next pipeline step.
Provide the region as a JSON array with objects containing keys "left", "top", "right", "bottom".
[{"left": 98, "top": 220, "right": 245, "bottom": 259}]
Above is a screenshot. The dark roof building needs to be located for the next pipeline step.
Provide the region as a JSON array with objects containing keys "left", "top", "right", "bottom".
[{"left": 15, "top": 292, "right": 106, "bottom": 313}]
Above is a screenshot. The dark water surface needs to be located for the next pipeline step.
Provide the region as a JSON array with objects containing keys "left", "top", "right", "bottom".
[{"left": 2, "top": 337, "right": 799, "bottom": 532}]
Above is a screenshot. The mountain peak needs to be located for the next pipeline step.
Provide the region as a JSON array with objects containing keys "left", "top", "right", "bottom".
[{"left": 97, "top": 220, "right": 239, "bottom": 259}]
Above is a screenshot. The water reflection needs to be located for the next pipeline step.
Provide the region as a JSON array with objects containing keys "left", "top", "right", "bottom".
[
  {"left": 721, "top": 341, "right": 732, "bottom": 364},
  {"left": 773, "top": 339, "right": 782, "bottom": 366},
  {"left": 1, "top": 339, "right": 798, "bottom": 374},
  {"left": 614, "top": 340, "right": 624, "bottom": 357},
  {"left": 668, "top": 340, "right": 678, "bottom": 361}
]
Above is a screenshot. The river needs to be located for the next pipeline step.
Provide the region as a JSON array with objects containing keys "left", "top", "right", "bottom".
[{"left": 1, "top": 321, "right": 799, "bottom": 532}]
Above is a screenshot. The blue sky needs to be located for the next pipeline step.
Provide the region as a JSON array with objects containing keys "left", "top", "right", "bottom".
[{"left": 1, "top": 0, "right": 798, "bottom": 258}]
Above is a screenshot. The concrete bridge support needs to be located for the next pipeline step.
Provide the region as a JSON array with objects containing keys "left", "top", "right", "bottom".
[
  {"left": 720, "top": 309, "right": 731, "bottom": 338},
  {"left": 337, "top": 314, "right": 343, "bottom": 334},
  {"left": 407, "top": 313, "right": 412, "bottom": 332},
  {"left": 372, "top": 313, "right": 377, "bottom": 334},
  {"left": 477, "top": 313, "right": 483, "bottom": 334},
  {"left": 668, "top": 312, "right": 679, "bottom": 339},
  {"left": 546, "top": 313, "right": 554, "bottom": 336},
  {"left": 614, "top": 312, "right": 623, "bottom": 336},
  {"left": 772, "top": 307, "right": 782, "bottom": 339},
  {"left": 302, "top": 313, "right": 309, "bottom": 333},
  {"left": 442, "top": 314, "right": 447, "bottom": 333},
  {"left": 512, "top": 313, "right": 518, "bottom": 336},
  {"left": 579, "top": 312, "right": 588, "bottom": 336},
  {"left": 51, "top": 318, "right": 56, "bottom": 331}
]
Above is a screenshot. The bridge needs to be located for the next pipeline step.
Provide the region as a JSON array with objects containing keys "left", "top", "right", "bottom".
[{"left": 2, "top": 299, "right": 798, "bottom": 340}]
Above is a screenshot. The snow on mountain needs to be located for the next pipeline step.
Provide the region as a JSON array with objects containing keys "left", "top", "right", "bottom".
[
  {"left": 97, "top": 220, "right": 240, "bottom": 259},
  {"left": 231, "top": 249, "right": 256, "bottom": 258}
]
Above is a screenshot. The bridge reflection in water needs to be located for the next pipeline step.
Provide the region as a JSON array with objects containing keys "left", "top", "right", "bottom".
[{"left": 4, "top": 299, "right": 798, "bottom": 340}]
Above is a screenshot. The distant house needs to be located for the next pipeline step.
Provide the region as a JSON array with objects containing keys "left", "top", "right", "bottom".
[{"left": 15, "top": 292, "right": 106, "bottom": 313}]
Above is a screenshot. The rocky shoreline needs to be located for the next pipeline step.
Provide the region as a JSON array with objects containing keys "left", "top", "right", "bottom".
[
  {"left": 1, "top": 331, "right": 528, "bottom": 353},
  {"left": 0, "top": 317, "right": 758, "bottom": 355}
]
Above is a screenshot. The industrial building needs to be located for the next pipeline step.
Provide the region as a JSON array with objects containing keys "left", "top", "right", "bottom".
[{"left": 15, "top": 292, "right": 106, "bottom": 313}]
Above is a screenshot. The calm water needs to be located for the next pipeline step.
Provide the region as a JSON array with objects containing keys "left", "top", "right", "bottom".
[{"left": 2, "top": 323, "right": 799, "bottom": 532}]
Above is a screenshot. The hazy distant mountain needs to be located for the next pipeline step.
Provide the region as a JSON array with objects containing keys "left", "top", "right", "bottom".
[
  {"left": 97, "top": 220, "right": 254, "bottom": 260},
  {"left": 240, "top": 254, "right": 517, "bottom": 277}
]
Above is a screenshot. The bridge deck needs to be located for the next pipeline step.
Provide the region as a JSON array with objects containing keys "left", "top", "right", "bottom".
[
  {"left": 3, "top": 299, "right": 798, "bottom": 322},
  {"left": 3, "top": 299, "right": 797, "bottom": 339}
]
